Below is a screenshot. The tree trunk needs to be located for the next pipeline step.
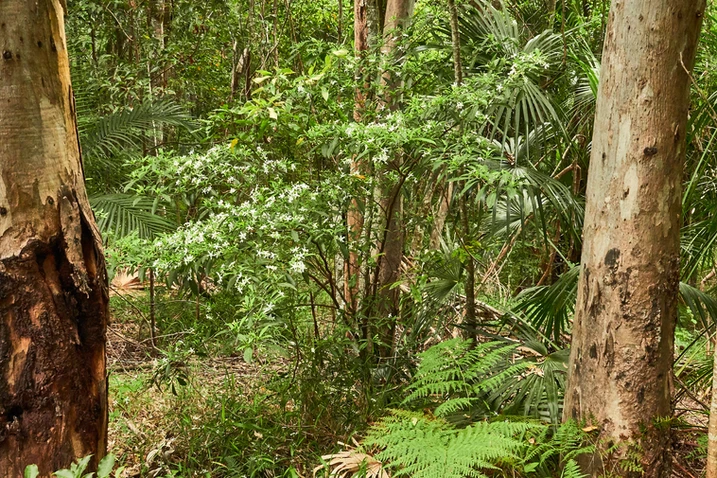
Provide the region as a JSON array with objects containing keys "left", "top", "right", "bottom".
[
  {"left": 563, "top": 1, "right": 705, "bottom": 476},
  {"left": 0, "top": 0, "right": 109, "bottom": 474},
  {"left": 447, "top": 0, "right": 462, "bottom": 85},
  {"left": 707, "top": 339, "right": 717, "bottom": 478},
  {"left": 371, "top": 0, "right": 413, "bottom": 356},
  {"left": 382, "top": 0, "right": 413, "bottom": 47},
  {"left": 460, "top": 192, "right": 476, "bottom": 341},
  {"left": 429, "top": 179, "right": 453, "bottom": 250},
  {"left": 344, "top": 0, "right": 372, "bottom": 315},
  {"left": 379, "top": 0, "right": 414, "bottom": 103}
]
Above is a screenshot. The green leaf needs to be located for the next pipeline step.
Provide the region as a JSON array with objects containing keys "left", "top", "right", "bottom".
[
  {"left": 53, "top": 471, "right": 75, "bottom": 478},
  {"left": 80, "top": 100, "right": 195, "bottom": 161},
  {"left": 76, "top": 455, "right": 93, "bottom": 477},
  {"left": 24, "top": 465, "right": 39, "bottom": 478},
  {"left": 97, "top": 455, "right": 115, "bottom": 478},
  {"left": 243, "top": 347, "right": 254, "bottom": 363},
  {"left": 90, "top": 193, "right": 176, "bottom": 240}
]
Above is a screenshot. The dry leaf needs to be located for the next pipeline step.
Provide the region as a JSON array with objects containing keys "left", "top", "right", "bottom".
[{"left": 313, "top": 450, "right": 389, "bottom": 478}]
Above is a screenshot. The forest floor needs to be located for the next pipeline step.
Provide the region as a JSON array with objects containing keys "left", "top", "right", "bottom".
[
  {"left": 105, "top": 311, "right": 709, "bottom": 477},
  {"left": 106, "top": 319, "right": 278, "bottom": 477}
]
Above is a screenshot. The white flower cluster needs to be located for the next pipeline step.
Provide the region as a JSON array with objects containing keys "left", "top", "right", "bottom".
[
  {"left": 289, "top": 246, "right": 309, "bottom": 274},
  {"left": 169, "top": 145, "right": 245, "bottom": 192}
]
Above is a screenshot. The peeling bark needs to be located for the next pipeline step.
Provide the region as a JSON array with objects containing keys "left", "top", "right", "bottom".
[
  {"left": 0, "top": 0, "right": 109, "bottom": 474},
  {"left": 563, "top": 1, "right": 705, "bottom": 476}
]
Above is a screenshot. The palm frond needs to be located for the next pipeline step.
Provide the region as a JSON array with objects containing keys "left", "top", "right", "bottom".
[
  {"left": 81, "top": 100, "right": 195, "bottom": 160},
  {"left": 679, "top": 282, "right": 717, "bottom": 333},
  {"left": 512, "top": 265, "right": 579, "bottom": 344},
  {"left": 565, "top": 42, "right": 599, "bottom": 134},
  {"left": 476, "top": 161, "right": 584, "bottom": 243},
  {"left": 91, "top": 193, "right": 177, "bottom": 240},
  {"left": 459, "top": 1, "right": 568, "bottom": 153}
]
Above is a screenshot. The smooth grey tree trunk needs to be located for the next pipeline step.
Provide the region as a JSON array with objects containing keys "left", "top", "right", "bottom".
[{"left": 564, "top": 1, "right": 705, "bottom": 476}]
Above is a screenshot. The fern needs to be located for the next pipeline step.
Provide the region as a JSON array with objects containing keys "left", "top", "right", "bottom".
[
  {"left": 521, "top": 419, "right": 595, "bottom": 475},
  {"left": 363, "top": 338, "right": 593, "bottom": 477},
  {"left": 364, "top": 411, "right": 594, "bottom": 477},
  {"left": 404, "top": 338, "right": 566, "bottom": 425},
  {"left": 560, "top": 459, "right": 587, "bottom": 478},
  {"left": 364, "top": 410, "right": 534, "bottom": 478},
  {"left": 404, "top": 339, "right": 522, "bottom": 408}
]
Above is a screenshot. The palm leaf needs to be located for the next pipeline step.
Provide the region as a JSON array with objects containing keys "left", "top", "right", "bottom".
[
  {"left": 512, "top": 265, "right": 579, "bottom": 344},
  {"left": 91, "top": 193, "right": 176, "bottom": 240},
  {"left": 80, "top": 100, "right": 195, "bottom": 160},
  {"left": 459, "top": 1, "right": 567, "bottom": 152}
]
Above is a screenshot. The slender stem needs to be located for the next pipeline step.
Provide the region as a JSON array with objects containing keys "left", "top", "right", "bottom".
[
  {"left": 447, "top": 0, "right": 462, "bottom": 85},
  {"left": 149, "top": 268, "right": 156, "bottom": 348}
]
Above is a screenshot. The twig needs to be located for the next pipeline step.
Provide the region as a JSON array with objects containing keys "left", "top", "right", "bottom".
[
  {"left": 104, "top": 6, "right": 132, "bottom": 42},
  {"left": 672, "top": 458, "right": 698, "bottom": 478},
  {"left": 110, "top": 284, "right": 149, "bottom": 325},
  {"left": 673, "top": 371, "right": 710, "bottom": 411}
]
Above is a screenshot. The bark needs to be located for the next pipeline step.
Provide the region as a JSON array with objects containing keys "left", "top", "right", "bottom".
[
  {"left": 379, "top": 0, "right": 413, "bottom": 105},
  {"left": 272, "top": 0, "right": 279, "bottom": 68},
  {"left": 382, "top": 0, "right": 413, "bottom": 47},
  {"left": 707, "top": 340, "right": 717, "bottom": 478},
  {"left": 372, "top": 176, "right": 404, "bottom": 350},
  {"left": 429, "top": 180, "right": 453, "bottom": 250},
  {"left": 371, "top": 0, "right": 413, "bottom": 355},
  {"left": 563, "top": 1, "right": 705, "bottom": 476},
  {"left": 230, "top": 44, "right": 251, "bottom": 102},
  {"left": 354, "top": 0, "right": 370, "bottom": 69},
  {"left": 0, "top": 0, "right": 109, "bottom": 474},
  {"left": 149, "top": 269, "right": 156, "bottom": 348},
  {"left": 150, "top": 0, "right": 172, "bottom": 91},
  {"left": 460, "top": 192, "right": 476, "bottom": 340},
  {"left": 447, "top": 0, "right": 462, "bottom": 85},
  {"left": 344, "top": 0, "right": 371, "bottom": 315},
  {"left": 338, "top": 0, "right": 344, "bottom": 41}
]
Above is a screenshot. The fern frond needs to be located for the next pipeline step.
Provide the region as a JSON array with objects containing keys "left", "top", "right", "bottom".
[
  {"left": 366, "top": 411, "right": 534, "bottom": 478},
  {"left": 404, "top": 340, "right": 519, "bottom": 410},
  {"left": 404, "top": 338, "right": 567, "bottom": 425},
  {"left": 561, "top": 459, "right": 587, "bottom": 478}
]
